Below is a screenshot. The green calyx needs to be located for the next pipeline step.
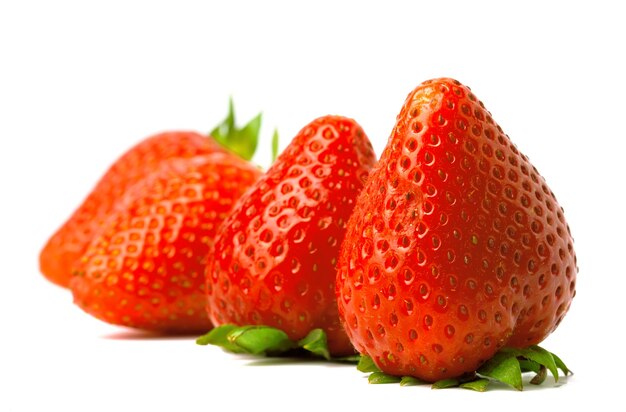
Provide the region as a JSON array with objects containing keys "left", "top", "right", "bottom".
[
  {"left": 196, "top": 324, "right": 357, "bottom": 362},
  {"left": 197, "top": 326, "right": 571, "bottom": 392},
  {"left": 271, "top": 128, "right": 280, "bottom": 163},
  {"left": 209, "top": 98, "right": 280, "bottom": 165},
  {"left": 210, "top": 98, "right": 262, "bottom": 161},
  {"left": 359, "top": 344, "right": 572, "bottom": 391}
]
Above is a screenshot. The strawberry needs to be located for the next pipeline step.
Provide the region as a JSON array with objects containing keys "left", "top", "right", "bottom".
[
  {"left": 336, "top": 78, "right": 577, "bottom": 382},
  {"left": 40, "top": 132, "right": 224, "bottom": 288},
  {"left": 40, "top": 100, "right": 260, "bottom": 288},
  {"left": 71, "top": 152, "right": 262, "bottom": 332},
  {"left": 205, "top": 115, "right": 376, "bottom": 356}
]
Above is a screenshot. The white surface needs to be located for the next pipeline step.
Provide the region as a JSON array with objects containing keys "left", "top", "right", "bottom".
[{"left": 1, "top": 1, "right": 623, "bottom": 410}]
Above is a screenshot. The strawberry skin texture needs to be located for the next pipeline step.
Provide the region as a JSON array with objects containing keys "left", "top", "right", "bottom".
[
  {"left": 71, "top": 152, "right": 261, "bottom": 332},
  {"left": 40, "top": 131, "right": 224, "bottom": 288},
  {"left": 206, "top": 116, "right": 376, "bottom": 356},
  {"left": 337, "top": 78, "right": 577, "bottom": 381}
]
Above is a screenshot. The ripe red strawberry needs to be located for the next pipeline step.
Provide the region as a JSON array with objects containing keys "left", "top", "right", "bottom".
[
  {"left": 40, "top": 100, "right": 260, "bottom": 288},
  {"left": 205, "top": 115, "right": 376, "bottom": 356},
  {"left": 71, "top": 152, "right": 262, "bottom": 332},
  {"left": 40, "top": 132, "right": 225, "bottom": 288},
  {"left": 336, "top": 78, "right": 577, "bottom": 381}
]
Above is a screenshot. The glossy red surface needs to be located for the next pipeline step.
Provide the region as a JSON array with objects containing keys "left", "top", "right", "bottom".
[{"left": 337, "top": 78, "right": 577, "bottom": 381}]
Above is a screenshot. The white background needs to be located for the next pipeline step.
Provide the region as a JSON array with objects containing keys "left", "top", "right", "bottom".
[{"left": 1, "top": 0, "right": 624, "bottom": 410}]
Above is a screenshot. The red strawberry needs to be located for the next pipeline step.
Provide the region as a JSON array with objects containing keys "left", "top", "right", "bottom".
[
  {"left": 337, "top": 78, "right": 577, "bottom": 381},
  {"left": 40, "top": 132, "right": 224, "bottom": 288},
  {"left": 40, "top": 100, "right": 260, "bottom": 288},
  {"left": 71, "top": 152, "right": 261, "bottom": 332},
  {"left": 205, "top": 115, "right": 376, "bottom": 356}
]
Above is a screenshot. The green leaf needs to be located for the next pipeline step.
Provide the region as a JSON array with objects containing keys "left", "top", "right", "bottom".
[
  {"left": 297, "top": 329, "right": 331, "bottom": 360},
  {"left": 196, "top": 330, "right": 216, "bottom": 346},
  {"left": 209, "top": 98, "right": 235, "bottom": 146},
  {"left": 271, "top": 128, "right": 280, "bottom": 162},
  {"left": 460, "top": 378, "right": 491, "bottom": 392},
  {"left": 209, "top": 97, "right": 261, "bottom": 161},
  {"left": 357, "top": 355, "right": 381, "bottom": 373},
  {"left": 351, "top": 345, "right": 571, "bottom": 391},
  {"left": 551, "top": 352, "right": 572, "bottom": 376},
  {"left": 432, "top": 378, "right": 460, "bottom": 389},
  {"left": 368, "top": 372, "right": 402, "bottom": 384},
  {"left": 195, "top": 324, "right": 245, "bottom": 353},
  {"left": 518, "top": 359, "right": 541, "bottom": 374},
  {"left": 237, "top": 113, "right": 262, "bottom": 160},
  {"left": 227, "top": 325, "right": 295, "bottom": 355},
  {"left": 197, "top": 324, "right": 354, "bottom": 361},
  {"left": 400, "top": 376, "right": 425, "bottom": 386},
  {"left": 518, "top": 345, "right": 559, "bottom": 382},
  {"left": 477, "top": 351, "right": 523, "bottom": 390},
  {"left": 227, "top": 97, "right": 236, "bottom": 129}
]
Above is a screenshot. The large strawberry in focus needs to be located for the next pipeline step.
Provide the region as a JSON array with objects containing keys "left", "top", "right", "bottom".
[
  {"left": 205, "top": 116, "right": 376, "bottom": 356},
  {"left": 40, "top": 100, "right": 260, "bottom": 288},
  {"left": 71, "top": 152, "right": 261, "bottom": 332},
  {"left": 337, "top": 78, "right": 577, "bottom": 382}
]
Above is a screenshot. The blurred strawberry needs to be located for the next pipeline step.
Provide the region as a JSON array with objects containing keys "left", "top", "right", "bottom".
[
  {"left": 71, "top": 152, "right": 261, "bottom": 332},
  {"left": 40, "top": 99, "right": 260, "bottom": 288}
]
